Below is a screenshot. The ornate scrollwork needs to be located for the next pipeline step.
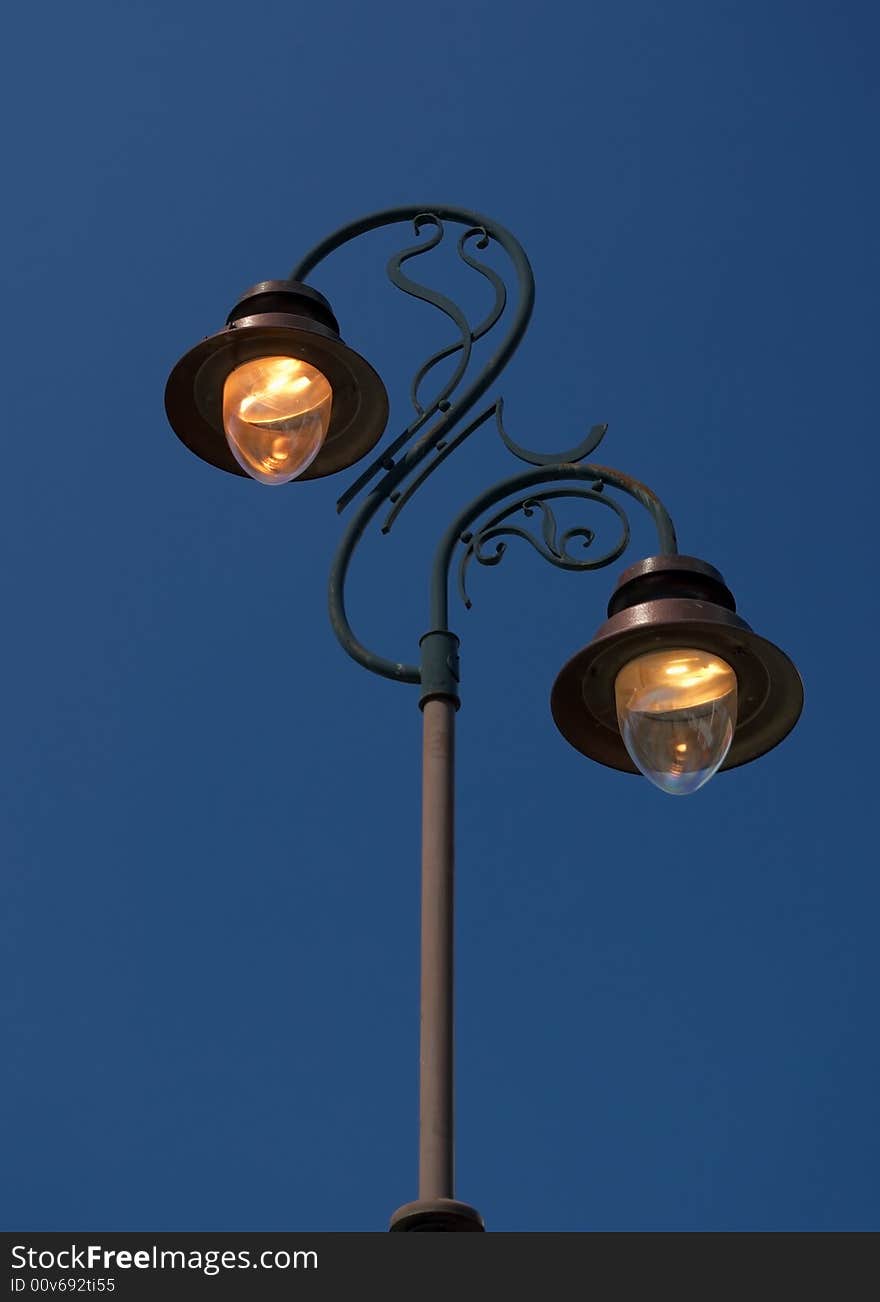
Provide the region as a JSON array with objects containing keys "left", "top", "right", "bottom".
[
  {"left": 291, "top": 205, "right": 678, "bottom": 685},
  {"left": 381, "top": 399, "right": 610, "bottom": 535},
  {"left": 386, "top": 215, "right": 473, "bottom": 419},
  {"left": 457, "top": 487, "right": 631, "bottom": 609},
  {"left": 377, "top": 218, "right": 608, "bottom": 520},
  {"left": 329, "top": 208, "right": 534, "bottom": 514},
  {"left": 388, "top": 218, "right": 508, "bottom": 421}
]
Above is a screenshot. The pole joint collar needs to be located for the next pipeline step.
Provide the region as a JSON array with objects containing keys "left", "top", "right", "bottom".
[{"left": 419, "top": 630, "right": 461, "bottom": 709}]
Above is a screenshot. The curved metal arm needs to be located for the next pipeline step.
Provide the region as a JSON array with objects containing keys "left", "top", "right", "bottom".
[
  {"left": 328, "top": 483, "right": 420, "bottom": 685},
  {"left": 292, "top": 205, "right": 535, "bottom": 514},
  {"left": 296, "top": 205, "right": 536, "bottom": 680},
  {"left": 293, "top": 205, "right": 679, "bottom": 684}
]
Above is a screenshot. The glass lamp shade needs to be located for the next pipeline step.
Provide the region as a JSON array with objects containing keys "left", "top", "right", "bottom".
[
  {"left": 223, "top": 355, "right": 333, "bottom": 484},
  {"left": 614, "top": 648, "right": 737, "bottom": 795}
]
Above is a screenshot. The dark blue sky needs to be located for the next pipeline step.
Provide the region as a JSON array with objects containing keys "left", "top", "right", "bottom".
[{"left": 2, "top": 0, "right": 878, "bottom": 1231}]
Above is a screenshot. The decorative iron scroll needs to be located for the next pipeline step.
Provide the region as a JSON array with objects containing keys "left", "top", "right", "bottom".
[
  {"left": 387, "top": 217, "right": 507, "bottom": 422},
  {"left": 457, "top": 488, "right": 630, "bottom": 610},
  {"left": 291, "top": 205, "right": 678, "bottom": 684},
  {"left": 293, "top": 206, "right": 536, "bottom": 516},
  {"left": 362, "top": 216, "right": 610, "bottom": 524},
  {"left": 381, "top": 398, "right": 610, "bottom": 535}
]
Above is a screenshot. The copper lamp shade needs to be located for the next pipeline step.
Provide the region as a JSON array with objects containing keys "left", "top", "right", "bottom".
[
  {"left": 165, "top": 280, "right": 388, "bottom": 482},
  {"left": 551, "top": 555, "right": 804, "bottom": 775}
]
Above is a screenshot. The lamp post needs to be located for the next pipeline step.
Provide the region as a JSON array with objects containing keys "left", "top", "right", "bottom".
[{"left": 165, "top": 204, "right": 803, "bottom": 1231}]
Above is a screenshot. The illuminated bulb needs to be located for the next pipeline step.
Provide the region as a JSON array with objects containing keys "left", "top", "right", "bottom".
[
  {"left": 223, "top": 356, "right": 333, "bottom": 484},
  {"left": 615, "top": 648, "right": 737, "bottom": 795}
]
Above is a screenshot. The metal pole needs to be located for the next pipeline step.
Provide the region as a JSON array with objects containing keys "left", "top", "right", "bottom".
[{"left": 419, "top": 696, "right": 456, "bottom": 1200}]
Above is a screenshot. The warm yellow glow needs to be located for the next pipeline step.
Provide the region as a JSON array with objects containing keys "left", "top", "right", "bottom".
[
  {"left": 614, "top": 647, "right": 738, "bottom": 795},
  {"left": 616, "top": 649, "right": 736, "bottom": 715},
  {"left": 662, "top": 658, "right": 728, "bottom": 692},
  {"left": 223, "top": 355, "right": 333, "bottom": 485}
]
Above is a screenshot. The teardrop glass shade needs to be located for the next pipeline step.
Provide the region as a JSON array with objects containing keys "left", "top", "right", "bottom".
[
  {"left": 223, "top": 355, "right": 333, "bottom": 484},
  {"left": 615, "top": 648, "right": 737, "bottom": 795}
]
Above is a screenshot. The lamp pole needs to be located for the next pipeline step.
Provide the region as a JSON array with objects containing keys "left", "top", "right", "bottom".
[
  {"left": 418, "top": 691, "right": 456, "bottom": 1205},
  {"left": 165, "top": 204, "right": 803, "bottom": 1231}
]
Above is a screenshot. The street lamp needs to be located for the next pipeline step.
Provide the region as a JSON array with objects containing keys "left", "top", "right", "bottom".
[{"left": 165, "top": 204, "right": 803, "bottom": 1231}]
